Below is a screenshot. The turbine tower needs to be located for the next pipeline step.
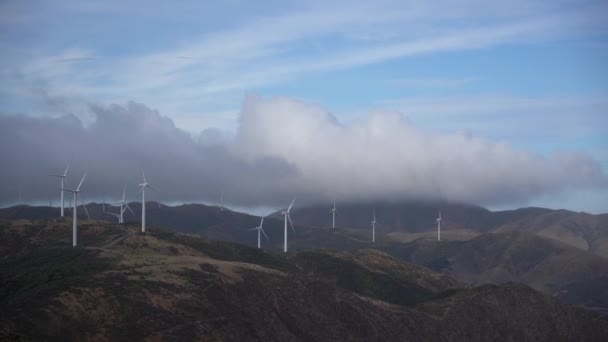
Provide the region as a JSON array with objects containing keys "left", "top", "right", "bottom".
[
  {"left": 282, "top": 198, "right": 296, "bottom": 253},
  {"left": 63, "top": 174, "right": 86, "bottom": 247},
  {"left": 371, "top": 210, "right": 377, "bottom": 243},
  {"left": 138, "top": 169, "right": 157, "bottom": 233},
  {"left": 249, "top": 216, "right": 268, "bottom": 249},
  {"left": 436, "top": 210, "right": 442, "bottom": 241},
  {"left": 330, "top": 201, "right": 337, "bottom": 229},
  {"left": 51, "top": 159, "right": 71, "bottom": 217}
]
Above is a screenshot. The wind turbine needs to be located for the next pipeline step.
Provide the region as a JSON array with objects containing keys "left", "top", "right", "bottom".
[
  {"left": 371, "top": 210, "right": 377, "bottom": 243},
  {"left": 436, "top": 210, "right": 442, "bottom": 241},
  {"left": 103, "top": 187, "right": 134, "bottom": 224},
  {"left": 105, "top": 209, "right": 121, "bottom": 223},
  {"left": 138, "top": 169, "right": 157, "bottom": 233},
  {"left": 330, "top": 201, "right": 337, "bottom": 229},
  {"left": 50, "top": 158, "right": 71, "bottom": 217},
  {"left": 282, "top": 198, "right": 296, "bottom": 253},
  {"left": 249, "top": 216, "right": 269, "bottom": 249},
  {"left": 116, "top": 185, "right": 134, "bottom": 224},
  {"left": 63, "top": 174, "right": 86, "bottom": 247}
]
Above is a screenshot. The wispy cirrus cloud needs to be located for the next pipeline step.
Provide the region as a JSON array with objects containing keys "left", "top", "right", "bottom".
[
  {"left": 3, "top": 0, "right": 607, "bottom": 125},
  {"left": 386, "top": 78, "right": 480, "bottom": 89},
  {"left": 381, "top": 93, "right": 608, "bottom": 141}
]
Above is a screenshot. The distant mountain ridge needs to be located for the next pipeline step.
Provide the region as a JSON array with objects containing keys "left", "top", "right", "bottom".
[
  {"left": 283, "top": 202, "right": 608, "bottom": 257},
  {"left": 2, "top": 201, "right": 607, "bottom": 257}
]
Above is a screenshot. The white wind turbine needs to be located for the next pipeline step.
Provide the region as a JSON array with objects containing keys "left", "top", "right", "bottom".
[
  {"left": 282, "top": 198, "right": 296, "bottom": 253},
  {"left": 116, "top": 185, "right": 134, "bottom": 224},
  {"left": 105, "top": 208, "right": 121, "bottom": 223},
  {"left": 249, "top": 216, "right": 269, "bottom": 249},
  {"left": 105, "top": 186, "right": 134, "bottom": 224},
  {"left": 330, "top": 201, "right": 337, "bottom": 229},
  {"left": 63, "top": 174, "right": 86, "bottom": 247},
  {"left": 371, "top": 210, "right": 377, "bottom": 243},
  {"left": 436, "top": 210, "right": 443, "bottom": 241},
  {"left": 138, "top": 169, "right": 157, "bottom": 233},
  {"left": 51, "top": 158, "right": 71, "bottom": 217}
]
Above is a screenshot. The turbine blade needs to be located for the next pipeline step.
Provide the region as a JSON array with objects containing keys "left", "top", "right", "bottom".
[
  {"left": 82, "top": 201, "right": 91, "bottom": 221},
  {"left": 126, "top": 204, "right": 135, "bottom": 216},
  {"left": 64, "top": 154, "right": 73, "bottom": 176},
  {"left": 287, "top": 198, "right": 296, "bottom": 212},
  {"left": 122, "top": 185, "right": 127, "bottom": 202},
  {"left": 148, "top": 184, "right": 159, "bottom": 192},
  {"left": 261, "top": 228, "right": 269, "bottom": 240},
  {"left": 288, "top": 214, "right": 295, "bottom": 233},
  {"left": 76, "top": 173, "right": 86, "bottom": 191},
  {"left": 260, "top": 216, "right": 264, "bottom": 226}
]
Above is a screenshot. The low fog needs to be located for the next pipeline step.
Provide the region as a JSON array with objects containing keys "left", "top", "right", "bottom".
[{"left": 1, "top": 95, "right": 605, "bottom": 208}]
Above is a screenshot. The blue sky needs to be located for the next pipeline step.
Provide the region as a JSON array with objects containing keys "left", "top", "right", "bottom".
[{"left": 1, "top": 0, "right": 607, "bottom": 213}]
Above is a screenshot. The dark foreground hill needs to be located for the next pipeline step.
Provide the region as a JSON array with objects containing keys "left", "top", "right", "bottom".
[{"left": 1, "top": 219, "right": 608, "bottom": 341}]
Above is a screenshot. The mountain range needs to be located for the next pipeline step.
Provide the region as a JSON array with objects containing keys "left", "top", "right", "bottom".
[
  {"left": 1, "top": 201, "right": 607, "bottom": 310},
  {"left": 2, "top": 201, "right": 606, "bottom": 256}
]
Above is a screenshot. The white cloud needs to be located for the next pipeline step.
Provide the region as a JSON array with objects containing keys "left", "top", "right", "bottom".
[
  {"left": 1, "top": 96, "right": 605, "bottom": 209},
  {"left": 233, "top": 95, "right": 606, "bottom": 205}
]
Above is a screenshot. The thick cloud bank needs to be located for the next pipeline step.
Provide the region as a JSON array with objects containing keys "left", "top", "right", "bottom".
[{"left": 0, "top": 96, "right": 605, "bottom": 208}]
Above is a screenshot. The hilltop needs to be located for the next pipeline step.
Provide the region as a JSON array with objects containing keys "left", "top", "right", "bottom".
[{"left": 2, "top": 218, "right": 607, "bottom": 341}]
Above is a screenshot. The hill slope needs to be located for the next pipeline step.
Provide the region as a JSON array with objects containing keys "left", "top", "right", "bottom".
[
  {"left": 286, "top": 202, "right": 608, "bottom": 256},
  {"left": 387, "top": 231, "right": 608, "bottom": 307},
  {"left": 1, "top": 219, "right": 608, "bottom": 341}
]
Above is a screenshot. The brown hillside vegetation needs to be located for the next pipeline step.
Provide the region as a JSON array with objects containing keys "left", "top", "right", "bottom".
[
  {"left": 1, "top": 219, "right": 607, "bottom": 341},
  {"left": 389, "top": 231, "right": 608, "bottom": 307}
]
